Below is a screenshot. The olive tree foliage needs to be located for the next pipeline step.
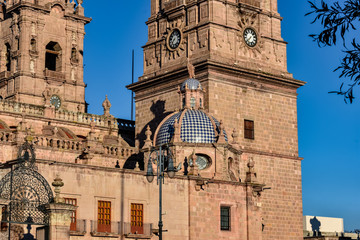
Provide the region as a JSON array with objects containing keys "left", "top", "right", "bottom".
[{"left": 306, "top": 0, "right": 360, "bottom": 103}]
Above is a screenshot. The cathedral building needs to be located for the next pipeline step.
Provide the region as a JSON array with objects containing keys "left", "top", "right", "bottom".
[{"left": 0, "top": 0, "right": 305, "bottom": 240}]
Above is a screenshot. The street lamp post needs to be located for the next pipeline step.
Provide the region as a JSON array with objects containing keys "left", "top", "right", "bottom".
[{"left": 145, "top": 144, "right": 176, "bottom": 240}]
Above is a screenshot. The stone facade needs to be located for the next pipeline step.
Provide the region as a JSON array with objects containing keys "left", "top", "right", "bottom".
[
  {"left": 0, "top": 0, "right": 90, "bottom": 112},
  {"left": 0, "top": 1, "right": 304, "bottom": 240},
  {"left": 129, "top": 0, "right": 305, "bottom": 240}
]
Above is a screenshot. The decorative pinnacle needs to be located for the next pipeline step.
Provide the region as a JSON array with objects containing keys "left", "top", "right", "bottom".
[
  {"left": 145, "top": 125, "right": 152, "bottom": 141},
  {"left": 52, "top": 175, "right": 65, "bottom": 203}
]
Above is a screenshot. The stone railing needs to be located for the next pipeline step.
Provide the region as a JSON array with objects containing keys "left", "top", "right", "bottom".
[
  {"left": 33, "top": 136, "right": 83, "bottom": 151},
  {"left": 0, "top": 131, "right": 14, "bottom": 143},
  {"left": 0, "top": 100, "right": 118, "bottom": 129},
  {"left": 44, "top": 69, "right": 65, "bottom": 80},
  {"left": 103, "top": 146, "right": 134, "bottom": 158},
  {"left": 55, "top": 110, "right": 118, "bottom": 129},
  {"left": 0, "top": 100, "right": 45, "bottom": 116}
]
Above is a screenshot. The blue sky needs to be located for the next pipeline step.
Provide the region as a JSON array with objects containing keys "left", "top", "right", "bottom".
[{"left": 82, "top": 1, "right": 360, "bottom": 231}]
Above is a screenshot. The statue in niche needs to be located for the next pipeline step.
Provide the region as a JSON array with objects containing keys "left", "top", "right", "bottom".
[
  {"left": 30, "top": 59, "right": 34, "bottom": 73},
  {"left": 71, "top": 68, "right": 75, "bottom": 80}
]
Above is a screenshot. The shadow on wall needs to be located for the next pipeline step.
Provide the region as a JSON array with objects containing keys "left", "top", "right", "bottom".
[
  {"left": 137, "top": 100, "right": 172, "bottom": 148},
  {"left": 123, "top": 100, "right": 172, "bottom": 170},
  {"left": 310, "top": 216, "right": 322, "bottom": 237}
]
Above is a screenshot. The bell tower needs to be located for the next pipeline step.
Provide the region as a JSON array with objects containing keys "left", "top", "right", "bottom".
[
  {"left": 129, "top": 0, "right": 305, "bottom": 240},
  {"left": 0, "top": 0, "right": 91, "bottom": 112}
]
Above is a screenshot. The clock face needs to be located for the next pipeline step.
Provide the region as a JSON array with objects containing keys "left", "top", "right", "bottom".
[
  {"left": 243, "top": 28, "right": 257, "bottom": 47},
  {"left": 168, "top": 29, "right": 181, "bottom": 50},
  {"left": 196, "top": 155, "right": 210, "bottom": 170},
  {"left": 50, "top": 95, "right": 61, "bottom": 109}
]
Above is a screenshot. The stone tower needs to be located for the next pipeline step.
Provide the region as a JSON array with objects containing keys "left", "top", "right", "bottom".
[
  {"left": 129, "top": 0, "right": 305, "bottom": 239},
  {"left": 0, "top": 0, "right": 91, "bottom": 112}
]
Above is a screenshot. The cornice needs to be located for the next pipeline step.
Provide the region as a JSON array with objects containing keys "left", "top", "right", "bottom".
[
  {"left": 6, "top": 2, "right": 91, "bottom": 24},
  {"left": 241, "top": 148, "right": 303, "bottom": 161},
  {"left": 128, "top": 59, "right": 305, "bottom": 94}
]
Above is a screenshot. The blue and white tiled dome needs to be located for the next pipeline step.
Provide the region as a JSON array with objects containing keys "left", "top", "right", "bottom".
[
  {"left": 180, "top": 78, "right": 203, "bottom": 92},
  {"left": 155, "top": 109, "right": 227, "bottom": 146}
]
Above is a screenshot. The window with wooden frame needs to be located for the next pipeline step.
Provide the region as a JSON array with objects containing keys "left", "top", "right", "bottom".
[
  {"left": 98, "top": 201, "right": 111, "bottom": 233},
  {"left": 131, "top": 203, "right": 143, "bottom": 234},
  {"left": 220, "top": 206, "right": 231, "bottom": 231},
  {"left": 64, "top": 198, "right": 77, "bottom": 231},
  {"left": 244, "top": 120, "right": 255, "bottom": 140}
]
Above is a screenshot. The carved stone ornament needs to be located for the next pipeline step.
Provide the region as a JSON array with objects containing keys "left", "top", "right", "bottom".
[
  {"left": 42, "top": 87, "right": 60, "bottom": 104},
  {"left": 165, "top": 20, "right": 185, "bottom": 59},
  {"left": 237, "top": 11, "right": 263, "bottom": 59},
  {"left": 102, "top": 95, "right": 112, "bottom": 116}
]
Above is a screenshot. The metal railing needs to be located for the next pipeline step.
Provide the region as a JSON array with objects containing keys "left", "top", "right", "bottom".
[
  {"left": 90, "top": 220, "right": 121, "bottom": 235},
  {"left": 123, "top": 222, "right": 152, "bottom": 236},
  {"left": 70, "top": 219, "right": 86, "bottom": 235}
]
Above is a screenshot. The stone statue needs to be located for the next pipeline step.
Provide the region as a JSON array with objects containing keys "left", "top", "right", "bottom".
[
  {"left": 187, "top": 58, "right": 195, "bottom": 79},
  {"left": 102, "top": 95, "right": 111, "bottom": 116}
]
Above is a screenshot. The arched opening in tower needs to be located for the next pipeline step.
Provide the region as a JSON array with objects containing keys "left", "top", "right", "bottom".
[
  {"left": 5, "top": 43, "right": 11, "bottom": 71},
  {"left": 45, "top": 41, "right": 62, "bottom": 71}
]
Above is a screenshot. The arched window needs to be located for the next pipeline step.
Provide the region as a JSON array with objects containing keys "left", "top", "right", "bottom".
[
  {"left": 200, "top": 98, "right": 202, "bottom": 108},
  {"left": 182, "top": 97, "right": 185, "bottom": 108},
  {"left": 30, "top": 39, "right": 36, "bottom": 51},
  {"left": 45, "top": 42, "right": 61, "bottom": 71},
  {"left": 5, "top": 43, "right": 11, "bottom": 71}
]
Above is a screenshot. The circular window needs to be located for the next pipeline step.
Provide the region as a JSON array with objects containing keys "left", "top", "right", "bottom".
[{"left": 195, "top": 154, "right": 211, "bottom": 170}]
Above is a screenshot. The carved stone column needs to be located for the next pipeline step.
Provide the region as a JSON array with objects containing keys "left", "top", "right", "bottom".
[
  {"left": 44, "top": 176, "right": 77, "bottom": 240},
  {"left": 45, "top": 203, "right": 77, "bottom": 240}
]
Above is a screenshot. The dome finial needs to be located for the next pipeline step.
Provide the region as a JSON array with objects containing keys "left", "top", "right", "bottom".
[{"left": 187, "top": 58, "right": 195, "bottom": 79}]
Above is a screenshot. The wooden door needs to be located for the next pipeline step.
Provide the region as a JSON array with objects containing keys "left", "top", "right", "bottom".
[
  {"left": 131, "top": 203, "right": 143, "bottom": 234},
  {"left": 98, "top": 201, "right": 111, "bottom": 233}
]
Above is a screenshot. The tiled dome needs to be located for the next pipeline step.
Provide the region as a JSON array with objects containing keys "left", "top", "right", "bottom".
[
  {"left": 155, "top": 109, "right": 227, "bottom": 146},
  {"left": 180, "top": 78, "right": 203, "bottom": 92}
]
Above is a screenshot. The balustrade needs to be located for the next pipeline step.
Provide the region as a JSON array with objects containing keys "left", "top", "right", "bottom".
[
  {"left": 0, "top": 132, "right": 14, "bottom": 143},
  {"left": 0, "top": 100, "right": 45, "bottom": 116},
  {"left": 33, "top": 136, "right": 82, "bottom": 151}
]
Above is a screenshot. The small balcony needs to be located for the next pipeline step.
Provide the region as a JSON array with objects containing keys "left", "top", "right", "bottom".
[
  {"left": 90, "top": 220, "right": 121, "bottom": 237},
  {"left": 69, "top": 219, "right": 86, "bottom": 236},
  {"left": 43, "top": 68, "right": 65, "bottom": 80},
  {"left": 123, "top": 222, "right": 152, "bottom": 239}
]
